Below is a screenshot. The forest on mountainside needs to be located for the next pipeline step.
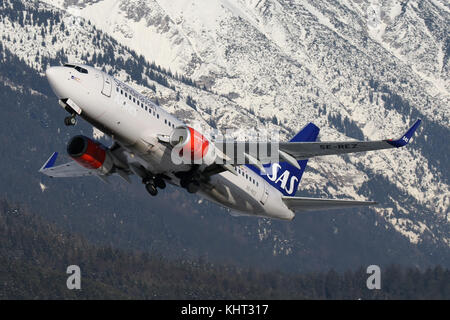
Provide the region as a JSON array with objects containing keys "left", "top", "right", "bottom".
[{"left": 1, "top": 199, "right": 448, "bottom": 300}]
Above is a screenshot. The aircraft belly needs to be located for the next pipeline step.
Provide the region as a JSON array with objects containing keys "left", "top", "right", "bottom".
[
  {"left": 136, "top": 148, "right": 191, "bottom": 174},
  {"left": 202, "top": 174, "right": 265, "bottom": 215}
]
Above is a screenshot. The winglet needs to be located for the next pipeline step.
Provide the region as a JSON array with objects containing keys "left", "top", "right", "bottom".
[
  {"left": 39, "top": 152, "right": 58, "bottom": 172},
  {"left": 386, "top": 119, "right": 421, "bottom": 148}
]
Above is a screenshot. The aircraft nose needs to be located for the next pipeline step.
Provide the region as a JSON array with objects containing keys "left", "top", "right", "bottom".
[
  {"left": 45, "top": 66, "right": 58, "bottom": 84},
  {"left": 46, "top": 66, "right": 67, "bottom": 98}
]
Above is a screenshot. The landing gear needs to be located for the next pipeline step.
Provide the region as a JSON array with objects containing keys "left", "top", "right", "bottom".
[
  {"left": 186, "top": 181, "right": 200, "bottom": 194},
  {"left": 180, "top": 177, "right": 200, "bottom": 194},
  {"left": 180, "top": 178, "right": 189, "bottom": 189},
  {"left": 154, "top": 176, "right": 166, "bottom": 189},
  {"left": 177, "top": 166, "right": 201, "bottom": 194},
  {"left": 64, "top": 115, "right": 77, "bottom": 126},
  {"left": 143, "top": 174, "right": 166, "bottom": 196},
  {"left": 145, "top": 182, "right": 158, "bottom": 196}
]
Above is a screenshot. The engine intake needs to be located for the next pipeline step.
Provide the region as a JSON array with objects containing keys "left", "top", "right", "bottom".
[
  {"left": 169, "top": 126, "right": 216, "bottom": 165},
  {"left": 67, "top": 135, "right": 113, "bottom": 174}
]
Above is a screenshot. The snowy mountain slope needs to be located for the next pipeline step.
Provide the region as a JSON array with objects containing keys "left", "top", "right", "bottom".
[
  {"left": 1, "top": 0, "right": 449, "bottom": 252},
  {"left": 36, "top": 0, "right": 449, "bottom": 246},
  {"left": 44, "top": 0, "right": 449, "bottom": 116}
]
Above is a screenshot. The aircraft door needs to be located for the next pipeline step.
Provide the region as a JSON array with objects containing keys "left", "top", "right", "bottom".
[{"left": 101, "top": 73, "right": 112, "bottom": 97}]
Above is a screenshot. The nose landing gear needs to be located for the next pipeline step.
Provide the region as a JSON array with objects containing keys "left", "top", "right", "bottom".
[{"left": 64, "top": 115, "right": 77, "bottom": 126}]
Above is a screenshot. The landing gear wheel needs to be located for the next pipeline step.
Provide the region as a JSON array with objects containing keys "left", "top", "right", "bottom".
[
  {"left": 142, "top": 177, "right": 154, "bottom": 185},
  {"left": 145, "top": 183, "right": 158, "bottom": 196},
  {"left": 64, "top": 116, "right": 77, "bottom": 126},
  {"left": 186, "top": 181, "right": 200, "bottom": 194},
  {"left": 155, "top": 176, "right": 166, "bottom": 189},
  {"left": 180, "top": 178, "right": 189, "bottom": 189}
]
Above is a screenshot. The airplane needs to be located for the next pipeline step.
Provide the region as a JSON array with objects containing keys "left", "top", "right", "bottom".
[{"left": 39, "top": 63, "right": 421, "bottom": 220}]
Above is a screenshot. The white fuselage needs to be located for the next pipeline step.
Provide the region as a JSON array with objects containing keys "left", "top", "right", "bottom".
[{"left": 46, "top": 65, "right": 295, "bottom": 220}]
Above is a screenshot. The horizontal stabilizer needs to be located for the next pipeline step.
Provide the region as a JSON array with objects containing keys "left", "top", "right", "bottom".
[
  {"left": 282, "top": 196, "right": 377, "bottom": 212},
  {"left": 39, "top": 152, "right": 94, "bottom": 177}
]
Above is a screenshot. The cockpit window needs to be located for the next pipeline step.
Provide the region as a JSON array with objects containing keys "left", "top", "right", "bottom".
[
  {"left": 74, "top": 66, "right": 88, "bottom": 74},
  {"left": 63, "top": 64, "right": 88, "bottom": 74}
]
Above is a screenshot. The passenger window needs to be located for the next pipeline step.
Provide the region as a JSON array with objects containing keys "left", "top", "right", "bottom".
[
  {"left": 121, "top": 89, "right": 123, "bottom": 95},
  {"left": 125, "top": 92, "right": 127, "bottom": 98},
  {"left": 133, "top": 97, "right": 135, "bottom": 103},
  {"left": 157, "top": 114, "right": 159, "bottom": 119}
]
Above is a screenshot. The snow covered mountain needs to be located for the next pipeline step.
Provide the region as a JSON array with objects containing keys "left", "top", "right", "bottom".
[{"left": 0, "top": 0, "right": 448, "bottom": 264}]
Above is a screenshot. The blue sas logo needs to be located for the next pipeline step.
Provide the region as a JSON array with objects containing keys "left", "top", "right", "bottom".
[{"left": 266, "top": 163, "right": 300, "bottom": 195}]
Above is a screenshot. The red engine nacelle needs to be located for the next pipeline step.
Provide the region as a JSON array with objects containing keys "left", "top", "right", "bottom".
[
  {"left": 169, "top": 126, "right": 216, "bottom": 165},
  {"left": 67, "top": 135, "right": 113, "bottom": 174}
]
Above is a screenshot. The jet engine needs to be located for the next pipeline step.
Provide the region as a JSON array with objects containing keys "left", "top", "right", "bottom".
[
  {"left": 67, "top": 135, "right": 114, "bottom": 174},
  {"left": 169, "top": 126, "right": 216, "bottom": 165}
]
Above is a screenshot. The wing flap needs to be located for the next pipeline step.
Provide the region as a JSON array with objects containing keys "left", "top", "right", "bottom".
[{"left": 282, "top": 196, "right": 377, "bottom": 212}]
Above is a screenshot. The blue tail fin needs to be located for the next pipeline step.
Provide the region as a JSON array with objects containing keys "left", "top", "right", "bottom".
[{"left": 246, "top": 123, "right": 320, "bottom": 196}]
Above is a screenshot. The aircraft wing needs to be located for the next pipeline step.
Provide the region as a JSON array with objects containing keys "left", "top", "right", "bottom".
[
  {"left": 279, "top": 118, "right": 421, "bottom": 160},
  {"left": 39, "top": 152, "right": 95, "bottom": 177},
  {"left": 282, "top": 196, "right": 377, "bottom": 212},
  {"left": 215, "top": 119, "right": 421, "bottom": 165}
]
